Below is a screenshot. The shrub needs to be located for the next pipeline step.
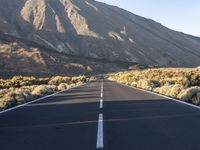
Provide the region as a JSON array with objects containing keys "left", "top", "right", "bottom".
[
  {"left": 192, "top": 93, "right": 200, "bottom": 104},
  {"left": 0, "top": 75, "right": 89, "bottom": 111},
  {"left": 154, "top": 85, "right": 173, "bottom": 96},
  {"left": 0, "top": 76, "right": 50, "bottom": 89},
  {"left": 48, "top": 76, "right": 71, "bottom": 85},
  {"left": 57, "top": 83, "right": 69, "bottom": 91},
  {"left": 109, "top": 68, "right": 200, "bottom": 105},
  {"left": 71, "top": 76, "right": 87, "bottom": 83},
  {"left": 169, "top": 84, "right": 184, "bottom": 97},
  {"left": 178, "top": 87, "right": 200, "bottom": 103},
  {"left": 32, "top": 85, "right": 57, "bottom": 96},
  {"left": 0, "top": 89, "right": 8, "bottom": 98},
  {"left": 89, "top": 76, "right": 96, "bottom": 81},
  {"left": 136, "top": 79, "right": 160, "bottom": 91},
  {"left": 0, "top": 92, "right": 17, "bottom": 110},
  {"left": 0, "top": 88, "right": 33, "bottom": 110}
]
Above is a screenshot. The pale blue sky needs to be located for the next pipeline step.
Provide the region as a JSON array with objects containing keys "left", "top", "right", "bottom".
[{"left": 97, "top": 0, "right": 200, "bottom": 37}]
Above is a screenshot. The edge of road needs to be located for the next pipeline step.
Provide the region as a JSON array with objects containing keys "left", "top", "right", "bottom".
[
  {"left": 108, "top": 79, "right": 200, "bottom": 110},
  {"left": 0, "top": 80, "right": 97, "bottom": 115}
]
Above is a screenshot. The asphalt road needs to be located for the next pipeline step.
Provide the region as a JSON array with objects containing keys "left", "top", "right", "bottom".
[{"left": 1, "top": 79, "right": 200, "bottom": 150}]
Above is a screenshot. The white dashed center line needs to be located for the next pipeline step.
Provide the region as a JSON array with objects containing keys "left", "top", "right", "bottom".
[
  {"left": 96, "top": 79, "right": 104, "bottom": 149},
  {"left": 96, "top": 113, "right": 104, "bottom": 149},
  {"left": 100, "top": 80, "right": 103, "bottom": 98},
  {"left": 99, "top": 99, "right": 103, "bottom": 109}
]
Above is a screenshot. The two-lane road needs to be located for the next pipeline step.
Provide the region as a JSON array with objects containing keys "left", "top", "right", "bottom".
[{"left": 1, "top": 80, "right": 200, "bottom": 150}]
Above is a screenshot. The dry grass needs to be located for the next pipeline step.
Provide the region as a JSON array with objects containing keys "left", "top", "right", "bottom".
[
  {"left": 0, "top": 75, "right": 94, "bottom": 111},
  {"left": 109, "top": 68, "right": 200, "bottom": 105}
]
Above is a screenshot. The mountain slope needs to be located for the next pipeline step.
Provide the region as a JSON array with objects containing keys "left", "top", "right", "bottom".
[
  {"left": 0, "top": 0, "right": 200, "bottom": 72},
  {"left": 0, "top": 33, "right": 131, "bottom": 77}
]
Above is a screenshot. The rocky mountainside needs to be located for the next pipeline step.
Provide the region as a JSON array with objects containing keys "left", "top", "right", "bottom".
[
  {"left": 0, "top": 33, "right": 130, "bottom": 77},
  {"left": 0, "top": 0, "right": 200, "bottom": 76}
]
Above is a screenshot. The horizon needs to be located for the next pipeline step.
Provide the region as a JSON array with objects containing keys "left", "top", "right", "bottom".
[{"left": 96, "top": 0, "right": 200, "bottom": 37}]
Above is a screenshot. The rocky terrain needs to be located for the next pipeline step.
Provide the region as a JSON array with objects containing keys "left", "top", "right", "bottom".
[
  {"left": 0, "top": 0, "right": 200, "bottom": 76},
  {"left": 0, "top": 33, "right": 130, "bottom": 77}
]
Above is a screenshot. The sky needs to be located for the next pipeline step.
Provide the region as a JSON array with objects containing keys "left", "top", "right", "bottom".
[{"left": 97, "top": 0, "right": 200, "bottom": 37}]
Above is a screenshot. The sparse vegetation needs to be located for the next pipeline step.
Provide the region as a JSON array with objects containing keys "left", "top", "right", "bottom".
[
  {"left": 0, "top": 75, "right": 95, "bottom": 111},
  {"left": 108, "top": 68, "right": 200, "bottom": 105}
]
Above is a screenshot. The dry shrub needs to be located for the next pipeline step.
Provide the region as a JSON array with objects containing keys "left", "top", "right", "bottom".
[
  {"left": 109, "top": 68, "right": 200, "bottom": 105},
  {"left": 192, "top": 93, "right": 200, "bottom": 104},
  {"left": 154, "top": 85, "right": 173, "bottom": 96},
  {"left": 154, "top": 84, "right": 184, "bottom": 97},
  {"left": 0, "top": 76, "right": 49, "bottom": 89},
  {"left": 32, "top": 85, "right": 57, "bottom": 96},
  {"left": 75, "top": 81, "right": 84, "bottom": 86},
  {"left": 48, "top": 76, "right": 71, "bottom": 85},
  {"left": 89, "top": 76, "right": 96, "bottom": 81},
  {"left": 48, "top": 76, "right": 86, "bottom": 85},
  {"left": 137, "top": 79, "right": 160, "bottom": 91},
  {"left": 71, "top": 76, "right": 87, "bottom": 83},
  {"left": 57, "top": 83, "right": 69, "bottom": 91},
  {"left": 0, "top": 94, "right": 17, "bottom": 110},
  {"left": 0, "top": 75, "right": 89, "bottom": 111},
  {"left": 178, "top": 87, "right": 200, "bottom": 104},
  {"left": 0, "top": 88, "right": 34, "bottom": 110},
  {"left": 0, "top": 89, "right": 8, "bottom": 98},
  {"left": 116, "top": 73, "right": 138, "bottom": 85},
  {"left": 169, "top": 84, "right": 184, "bottom": 97}
]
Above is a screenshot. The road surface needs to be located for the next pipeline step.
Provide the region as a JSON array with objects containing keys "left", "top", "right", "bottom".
[{"left": 1, "top": 79, "right": 200, "bottom": 150}]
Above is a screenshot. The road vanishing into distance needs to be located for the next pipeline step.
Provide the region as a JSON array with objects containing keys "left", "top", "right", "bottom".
[{"left": 1, "top": 79, "right": 200, "bottom": 150}]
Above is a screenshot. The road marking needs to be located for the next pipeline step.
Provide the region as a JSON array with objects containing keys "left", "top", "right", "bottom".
[
  {"left": 100, "top": 79, "right": 103, "bottom": 98},
  {"left": 97, "top": 79, "right": 104, "bottom": 148},
  {"left": 100, "top": 99, "right": 103, "bottom": 109},
  {"left": 96, "top": 113, "right": 104, "bottom": 149},
  {"left": 100, "top": 92, "right": 103, "bottom": 98}
]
